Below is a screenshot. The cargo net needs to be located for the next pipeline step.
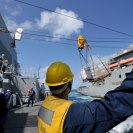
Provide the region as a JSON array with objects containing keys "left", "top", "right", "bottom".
[
  {"left": 81, "top": 62, "right": 111, "bottom": 82},
  {"left": 77, "top": 35, "right": 111, "bottom": 83}
]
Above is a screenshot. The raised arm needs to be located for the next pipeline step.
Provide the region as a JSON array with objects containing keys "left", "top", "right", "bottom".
[{"left": 64, "top": 70, "right": 133, "bottom": 133}]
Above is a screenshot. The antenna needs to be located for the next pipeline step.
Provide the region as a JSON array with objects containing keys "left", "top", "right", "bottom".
[{"left": 38, "top": 66, "right": 41, "bottom": 79}]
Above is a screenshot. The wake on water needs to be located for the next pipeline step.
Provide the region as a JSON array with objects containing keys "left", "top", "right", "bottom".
[
  {"left": 68, "top": 90, "right": 96, "bottom": 103},
  {"left": 45, "top": 90, "right": 96, "bottom": 102}
]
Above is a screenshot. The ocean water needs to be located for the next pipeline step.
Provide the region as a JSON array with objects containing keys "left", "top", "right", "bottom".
[{"left": 68, "top": 90, "right": 96, "bottom": 103}]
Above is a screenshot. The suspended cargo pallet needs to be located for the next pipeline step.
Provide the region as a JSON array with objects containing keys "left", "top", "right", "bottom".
[{"left": 77, "top": 35, "right": 111, "bottom": 83}]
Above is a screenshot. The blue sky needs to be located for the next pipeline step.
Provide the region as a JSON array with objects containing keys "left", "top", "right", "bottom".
[{"left": 0, "top": 0, "right": 133, "bottom": 89}]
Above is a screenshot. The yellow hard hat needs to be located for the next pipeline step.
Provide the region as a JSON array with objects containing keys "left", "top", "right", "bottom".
[{"left": 46, "top": 62, "right": 74, "bottom": 86}]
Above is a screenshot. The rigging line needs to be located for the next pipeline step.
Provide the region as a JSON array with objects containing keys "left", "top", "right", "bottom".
[
  {"left": 78, "top": 49, "right": 84, "bottom": 70},
  {"left": 1, "top": 26, "right": 130, "bottom": 41},
  {"left": 6, "top": 28, "right": 129, "bottom": 41},
  {"left": 83, "top": 37, "right": 129, "bottom": 40},
  {"left": 87, "top": 41, "right": 133, "bottom": 43},
  {"left": 3, "top": 28, "right": 132, "bottom": 42},
  {"left": 86, "top": 46, "right": 88, "bottom": 67},
  {"left": 22, "top": 37, "right": 75, "bottom": 46},
  {"left": 25, "top": 30, "right": 78, "bottom": 38},
  {"left": 23, "top": 32, "right": 133, "bottom": 43},
  {"left": 23, "top": 32, "right": 77, "bottom": 42},
  {"left": 1, "top": 28, "right": 78, "bottom": 41},
  {"left": 86, "top": 45, "right": 96, "bottom": 77},
  {"left": 96, "top": 55, "right": 111, "bottom": 75},
  {"left": 22, "top": 38, "right": 129, "bottom": 49},
  {"left": 2, "top": 29, "right": 133, "bottom": 44},
  {"left": 78, "top": 49, "right": 90, "bottom": 66},
  {"left": 25, "top": 30, "right": 129, "bottom": 40},
  {"left": 91, "top": 46, "right": 123, "bottom": 49},
  {"left": 15, "top": 0, "right": 133, "bottom": 37},
  {"left": 25, "top": 30, "right": 133, "bottom": 40}
]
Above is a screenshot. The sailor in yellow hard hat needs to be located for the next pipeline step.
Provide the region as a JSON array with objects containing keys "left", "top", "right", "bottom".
[
  {"left": 38, "top": 62, "right": 74, "bottom": 133},
  {"left": 38, "top": 62, "right": 133, "bottom": 133}
]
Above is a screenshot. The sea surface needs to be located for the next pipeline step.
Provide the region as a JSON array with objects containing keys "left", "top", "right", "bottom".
[{"left": 68, "top": 90, "right": 96, "bottom": 103}]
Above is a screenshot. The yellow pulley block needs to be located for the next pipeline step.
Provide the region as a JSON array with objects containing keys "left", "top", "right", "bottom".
[{"left": 78, "top": 35, "right": 86, "bottom": 49}]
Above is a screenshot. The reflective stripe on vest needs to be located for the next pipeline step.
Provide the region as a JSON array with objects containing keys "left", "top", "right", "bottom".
[
  {"left": 38, "top": 106, "right": 54, "bottom": 125},
  {"left": 38, "top": 96, "right": 73, "bottom": 133}
]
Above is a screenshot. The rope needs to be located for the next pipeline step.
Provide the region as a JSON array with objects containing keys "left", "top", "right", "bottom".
[
  {"left": 96, "top": 55, "right": 111, "bottom": 75},
  {"left": 86, "top": 45, "right": 96, "bottom": 77},
  {"left": 78, "top": 49, "right": 90, "bottom": 67},
  {"left": 78, "top": 49, "right": 83, "bottom": 69}
]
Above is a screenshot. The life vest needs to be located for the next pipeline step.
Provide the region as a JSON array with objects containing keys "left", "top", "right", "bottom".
[
  {"left": 27, "top": 90, "right": 30, "bottom": 96},
  {"left": 38, "top": 96, "right": 73, "bottom": 133}
]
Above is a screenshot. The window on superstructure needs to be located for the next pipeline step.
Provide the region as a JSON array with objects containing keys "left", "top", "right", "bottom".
[
  {"left": 119, "top": 75, "right": 121, "bottom": 78},
  {"left": 125, "top": 72, "right": 131, "bottom": 77}
]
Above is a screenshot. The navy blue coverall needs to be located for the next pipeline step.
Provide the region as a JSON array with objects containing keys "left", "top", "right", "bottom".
[
  {"left": 63, "top": 70, "right": 133, "bottom": 133},
  {"left": 0, "top": 93, "right": 8, "bottom": 133},
  {"left": 27, "top": 89, "right": 36, "bottom": 106}
]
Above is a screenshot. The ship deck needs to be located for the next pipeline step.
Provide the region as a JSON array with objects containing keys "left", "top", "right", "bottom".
[{"left": 4, "top": 102, "right": 42, "bottom": 133}]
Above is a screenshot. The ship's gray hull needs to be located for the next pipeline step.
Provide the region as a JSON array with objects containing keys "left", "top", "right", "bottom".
[{"left": 78, "top": 65, "right": 133, "bottom": 97}]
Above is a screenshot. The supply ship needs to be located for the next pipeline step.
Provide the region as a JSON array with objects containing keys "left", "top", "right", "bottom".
[
  {"left": 0, "top": 14, "right": 41, "bottom": 105},
  {"left": 77, "top": 35, "right": 133, "bottom": 97}
]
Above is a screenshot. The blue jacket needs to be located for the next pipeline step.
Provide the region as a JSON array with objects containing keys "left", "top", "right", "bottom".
[
  {"left": 63, "top": 70, "right": 133, "bottom": 133},
  {"left": 0, "top": 93, "right": 8, "bottom": 125},
  {"left": 29, "top": 89, "right": 35, "bottom": 98},
  {"left": 5, "top": 91, "right": 12, "bottom": 102}
]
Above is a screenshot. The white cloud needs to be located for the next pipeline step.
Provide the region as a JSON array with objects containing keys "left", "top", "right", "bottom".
[
  {"left": 36, "top": 8, "right": 84, "bottom": 40},
  {"left": 5, "top": 17, "right": 33, "bottom": 31},
  {"left": 3, "top": 7, "right": 83, "bottom": 41},
  {"left": 11, "top": 6, "right": 22, "bottom": 16},
  {"left": 5, "top": 18, "right": 18, "bottom": 31},
  {"left": 19, "top": 20, "right": 33, "bottom": 30},
  {"left": 11, "top": 9, "right": 21, "bottom": 16},
  {"left": 1, "top": 0, "right": 22, "bottom": 17},
  {"left": 39, "top": 66, "right": 49, "bottom": 83}
]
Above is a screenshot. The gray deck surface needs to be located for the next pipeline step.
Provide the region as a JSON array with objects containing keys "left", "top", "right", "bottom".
[{"left": 4, "top": 102, "right": 42, "bottom": 133}]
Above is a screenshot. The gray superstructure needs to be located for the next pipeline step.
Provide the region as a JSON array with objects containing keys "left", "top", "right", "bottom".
[
  {"left": 0, "top": 14, "right": 18, "bottom": 69},
  {"left": 78, "top": 46, "right": 133, "bottom": 97},
  {"left": 0, "top": 14, "right": 41, "bottom": 105}
]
